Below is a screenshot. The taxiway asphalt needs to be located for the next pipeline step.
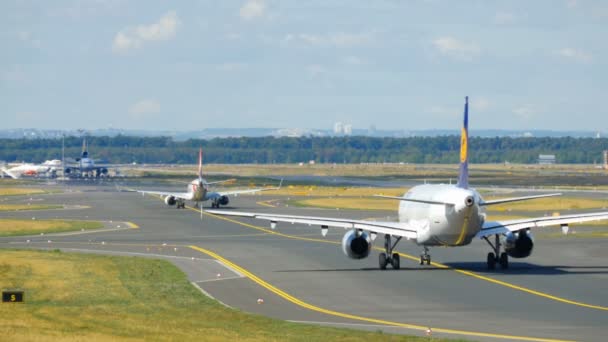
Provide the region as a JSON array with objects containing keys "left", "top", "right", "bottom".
[{"left": 1, "top": 182, "right": 607, "bottom": 341}]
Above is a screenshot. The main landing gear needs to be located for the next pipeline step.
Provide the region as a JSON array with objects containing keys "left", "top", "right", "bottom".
[
  {"left": 176, "top": 199, "right": 186, "bottom": 209},
  {"left": 211, "top": 200, "right": 220, "bottom": 208},
  {"left": 483, "top": 234, "right": 509, "bottom": 270},
  {"left": 420, "top": 246, "right": 431, "bottom": 265},
  {"left": 379, "top": 234, "right": 402, "bottom": 270}
]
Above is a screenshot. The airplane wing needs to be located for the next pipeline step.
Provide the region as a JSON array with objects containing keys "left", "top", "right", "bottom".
[
  {"left": 477, "top": 211, "right": 608, "bottom": 237},
  {"left": 205, "top": 210, "right": 418, "bottom": 240},
  {"left": 136, "top": 190, "right": 193, "bottom": 201},
  {"left": 204, "top": 178, "right": 236, "bottom": 185},
  {"left": 214, "top": 179, "right": 284, "bottom": 197}
]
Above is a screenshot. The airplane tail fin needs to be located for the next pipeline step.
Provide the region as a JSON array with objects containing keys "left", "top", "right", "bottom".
[
  {"left": 1, "top": 167, "right": 20, "bottom": 179},
  {"left": 82, "top": 138, "right": 88, "bottom": 158},
  {"left": 456, "top": 96, "right": 469, "bottom": 189},
  {"left": 198, "top": 148, "right": 203, "bottom": 180}
]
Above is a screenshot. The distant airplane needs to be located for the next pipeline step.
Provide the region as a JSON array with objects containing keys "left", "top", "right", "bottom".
[
  {"left": 137, "top": 148, "right": 282, "bottom": 209},
  {"left": 1, "top": 163, "right": 53, "bottom": 179},
  {"left": 207, "top": 97, "right": 608, "bottom": 270},
  {"left": 63, "top": 138, "right": 109, "bottom": 178}
]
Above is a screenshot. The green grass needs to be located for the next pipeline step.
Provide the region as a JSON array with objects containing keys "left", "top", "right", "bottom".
[
  {"left": 0, "top": 249, "right": 456, "bottom": 341},
  {"left": 0, "top": 219, "right": 104, "bottom": 237}
]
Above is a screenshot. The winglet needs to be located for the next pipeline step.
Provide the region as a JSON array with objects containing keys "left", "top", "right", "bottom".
[
  {"left": 457, "top": 96, "right": 469, "bottom": 189},
  {"left": 198, "top": 148, "right": 203, "bottom": 180}
]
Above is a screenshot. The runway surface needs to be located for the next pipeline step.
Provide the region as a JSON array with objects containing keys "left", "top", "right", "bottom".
[{"left": 1, "top": 182, "right": 607, "bottom": 341}]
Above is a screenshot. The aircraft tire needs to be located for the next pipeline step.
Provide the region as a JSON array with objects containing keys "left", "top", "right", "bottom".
[
  {"left": 391, "top": 253, "right": 400, "bottom": 270},
  {"left": 499, "top": 252, "right": 509, "bottom": 269},
  {"left": 487, "top": 252, "right": 496, "bottom": 270},
  {"left": 379, "top": 253, "right": 388, "bottom": 270}
]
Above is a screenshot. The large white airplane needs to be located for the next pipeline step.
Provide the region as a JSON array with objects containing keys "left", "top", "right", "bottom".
[
  {"left": 64, "top": 139, "right": 109, "bottom": 178},
  {"left": 1, "top": 163, "right": 54, "bottom": 179},
  {"left": 207, "top": 97, "right": 608, "bottom": 270},
  {"left": 137, "top": 148, "right": 282, "bottom": 210}
]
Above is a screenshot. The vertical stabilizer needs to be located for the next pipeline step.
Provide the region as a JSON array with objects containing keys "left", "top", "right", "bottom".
[
  {"left": 198, "top": 148, "right": 203, "bottom": 180},
  {"left": 457, "top": 97, "right": 469, "bottom": 189},
  {"left": 82, "top": 138, "right": 88, "bottom": 158}
]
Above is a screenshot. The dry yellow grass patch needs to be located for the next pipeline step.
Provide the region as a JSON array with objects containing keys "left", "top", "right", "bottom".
[
  {"left": 0, "top": 204, "right": 63, "bottom": 211},
  {"left": 264, "top": 185, "right": 406, "bottom": 197},
  {"left": 487, "top": 197, "right": 608, "bottom": 212},
  {"left": 0, "top": 250, "right": 446, "bottom": 341},
  {"left": 0, "top": 219, "right": 103, "bottom": 237},
  {"left": 0, "top": 188, "right": 48, "bottom": 196},
  {"left": 296, "top": 197, "right": 398, "bottom": 211}
]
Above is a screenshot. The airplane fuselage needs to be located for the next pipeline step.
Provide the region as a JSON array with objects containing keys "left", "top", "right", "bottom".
[
  {"left": 399, "top": 184, "right": 485, "bottom": 246},
  {"left": 187, "top": 179, "right": 208, "bottom": 202}
]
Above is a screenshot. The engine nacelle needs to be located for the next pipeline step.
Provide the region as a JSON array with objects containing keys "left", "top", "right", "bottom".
[
  {"left": 218, "top": 196, "right": 229, "bottom": 206},
  {"left": 64, "top": 167, "right": 72, "bottom": 174},
  {"left": 341, "top": 229, "right": 372, "bottom": 259},
  {"left": 505, "top": 229, "right": 534, "bottom": 258},
  {"left": 100, "top": 168, "right": 108, "bottom": 175},
  {"left": 165, "top": 196, "right": 177, "bottom": 206}
]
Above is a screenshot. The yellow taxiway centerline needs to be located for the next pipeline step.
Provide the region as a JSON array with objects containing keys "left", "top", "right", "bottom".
[{"left": 189, "top": 244, "right": 574, "bottom": 342}]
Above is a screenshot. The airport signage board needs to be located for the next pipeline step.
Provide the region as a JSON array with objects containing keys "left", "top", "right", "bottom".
[{"left": 2, "top": 290, "right": 24, "bottom": 303}]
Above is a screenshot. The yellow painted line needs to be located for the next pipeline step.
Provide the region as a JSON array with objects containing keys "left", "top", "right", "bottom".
[
  {"left": 256, "top": 200, "right": 277, "bottom": 208},
  {"left": 125, "top": 221, "right": 139, "bottom": 229},
  {"left": 201, "top": 211, "right": 608, "bottom": 312},
  {"left": 189, "top": 245, "right": 572, "bottom": 342}
]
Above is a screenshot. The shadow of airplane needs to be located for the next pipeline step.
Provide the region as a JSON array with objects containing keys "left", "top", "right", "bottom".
[{"left": 274, "top": 263, "right": 608, "bottom": 275}]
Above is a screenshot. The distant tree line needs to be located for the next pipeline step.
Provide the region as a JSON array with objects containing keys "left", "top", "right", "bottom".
[{"left": 0, "top": 135, "right": 606, "bottom": 164}]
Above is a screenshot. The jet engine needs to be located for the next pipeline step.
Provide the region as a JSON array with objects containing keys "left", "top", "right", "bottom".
[
  {"left": 505, "top": 229, "right": 534, "bottom": 258},
  {"left": 218, "top": 196, "right": 229, "bottom": 206},
  {"left": 341, "top": 229, "right": 372, "bottom": 259},
  {"left": 165, "top": 196, "right": 177, "bottom": 206},
  {"left": 64, "top": 167, "right": 72, "bottom": 175}
]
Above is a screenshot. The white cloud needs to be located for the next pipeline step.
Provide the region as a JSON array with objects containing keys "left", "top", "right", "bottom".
[
  {"left": 512, "top": 106, "right": 536, "bottom": 120},
  {"left": 470, "top": 97, "right": 491, "bottom": 112},
  {"left": 284, "top": 32, "right": 374, "bottom": 47},
  {"left": 112, "top": 11, "right": 180, "bottom": 53},
  {"left": 16, "top": 30, "right": 41, "bottom": 48},
  {"left": 306, "top": 64, "right": 326, "bottom": 76},
  {"left": 129, "top": 99, "right": 161, "bottom": 117},
  {"left": 342, "top": 55, "right": 364, "bottom": 66},
  {"left": 493, "top": 12, "right": 516, "bottom": 25},
  {"left": 432, "top": 37, "right": 480, "bottom": 61},
  {"left": 566, "top": 0, "right": 579, "bottom": 9},
  {"left": 240, "top": 0, "right": 266, "bottom": 20},
  {"left": 557, "top": 48, "right": 593, "bottom": 63}
]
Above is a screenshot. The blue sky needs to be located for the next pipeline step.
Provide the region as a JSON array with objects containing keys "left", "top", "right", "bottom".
[{"left": 1, "top": 0, "right": 606, "bottom": 131}]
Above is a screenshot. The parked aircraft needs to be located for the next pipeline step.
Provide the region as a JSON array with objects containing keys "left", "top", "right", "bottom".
[
  {"left": 63, "top": 139, "right": 109, "bottom": 178},
  {"left": 1, "top": 163, "right": 53, "bottom": 179},
  {"left": 137, "top": 148, "right": 282, "bottom": 209},
  {"left": 207, "top": 97, "right": 608, "bottom": 270}
]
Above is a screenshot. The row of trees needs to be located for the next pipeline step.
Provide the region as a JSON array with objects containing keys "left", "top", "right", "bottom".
[{"left": 0, "top": 135, "right": 606, "bottom": 164}]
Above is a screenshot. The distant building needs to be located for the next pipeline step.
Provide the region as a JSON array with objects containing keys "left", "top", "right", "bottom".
[
  {"left": 538, "top": 154, "right": 556, "bottom": 165},
  {"left": 333, "top": 122, "right": 344, "bottom": 135},
  {"left": 343, "top": 124, "right": 352, "bottom": 135},
  {"left": 604, "top": 150, "right": 608, "bottom": 169}
]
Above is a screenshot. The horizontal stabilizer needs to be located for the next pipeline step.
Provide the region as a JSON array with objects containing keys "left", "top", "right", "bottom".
[
  {"left": 373, "top": 195, "right": 455, "bottom": 206},
  {"left": 480, "top": 193, "right": 561, "bottom": 206}
]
